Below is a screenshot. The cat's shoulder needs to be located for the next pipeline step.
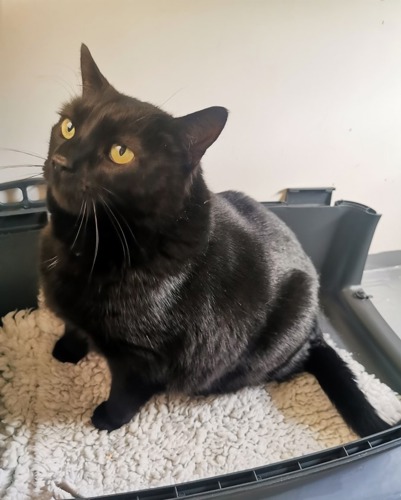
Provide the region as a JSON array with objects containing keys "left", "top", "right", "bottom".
[
  {"left": 215, "top": 190, "right": 272, "bottom": 222},
  {"left": 213, "top": 190, "right": 298, "bottom": 242},
  {"left": 216, "top": 190, "right": 261, "bottom": 210}
]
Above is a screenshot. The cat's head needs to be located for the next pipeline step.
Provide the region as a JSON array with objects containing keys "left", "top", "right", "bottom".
[{"left": 44, "top": 44, "right": 228, "bottom": 221}]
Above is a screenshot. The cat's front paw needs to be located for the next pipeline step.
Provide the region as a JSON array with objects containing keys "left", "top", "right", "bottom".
[
  {"left": 52, "top": 334, "right": 88, "bottom": 364},
  {"left": 91, "top": 401, "right": 134, "bottom": 432}
]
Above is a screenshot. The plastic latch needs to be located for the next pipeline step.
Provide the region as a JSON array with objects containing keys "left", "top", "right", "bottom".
[{"left": 285, "top": 187, "right": 335, "bottom": 206}]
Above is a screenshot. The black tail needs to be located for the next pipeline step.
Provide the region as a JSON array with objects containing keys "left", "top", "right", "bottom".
[{"left": 305, "top": 338, "right": 391, "bottom": 437}]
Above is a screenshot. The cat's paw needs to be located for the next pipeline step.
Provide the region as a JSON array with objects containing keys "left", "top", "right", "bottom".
[
  {"left": 91, "top": 401, "right": 134, "bottom": 432},
  {"left": 52, "top": 335, "right": 88, "bottom": 364}
]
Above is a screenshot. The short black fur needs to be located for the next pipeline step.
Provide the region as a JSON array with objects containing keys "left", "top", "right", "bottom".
[{"left": 40, "top": 45, "right": 393, "bottom": 436}]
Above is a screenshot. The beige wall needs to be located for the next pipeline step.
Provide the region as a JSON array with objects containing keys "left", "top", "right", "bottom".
[{"left": 1, "top": 0, "right": 401, "bottom": 253}]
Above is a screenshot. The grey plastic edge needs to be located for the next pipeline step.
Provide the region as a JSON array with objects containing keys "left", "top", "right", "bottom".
[{"left": 1, "top": 177, "right": 401, "bottom": 499}]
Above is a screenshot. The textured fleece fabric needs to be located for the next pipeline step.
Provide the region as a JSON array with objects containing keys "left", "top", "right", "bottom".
[{"left": 0, "top": 307, "right": 400, "bottom": 499}]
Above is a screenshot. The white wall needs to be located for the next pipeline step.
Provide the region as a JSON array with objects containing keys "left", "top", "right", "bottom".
[{"left": 1, "top": 0, "right": 401, "bottom": 253}]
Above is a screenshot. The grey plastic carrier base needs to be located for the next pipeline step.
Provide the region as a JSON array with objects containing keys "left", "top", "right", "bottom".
[{"left": 1, "top": 180, "right": 400, "bottom": 499}]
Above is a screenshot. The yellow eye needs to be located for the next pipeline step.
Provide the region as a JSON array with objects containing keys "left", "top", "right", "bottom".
[
  {"left": 61, "top": 118, "right": 75, "bottom": 140},
  {"left": 109, "top": 144, "right": 135, "bottom": 165}
]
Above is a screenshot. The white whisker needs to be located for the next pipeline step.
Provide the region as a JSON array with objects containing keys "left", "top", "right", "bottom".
[
  {"left": 71, "top": 200, "right": 87, "bottom": 251},
  {"left": 0, "top": 164, "right": 44, "bottom": 170},
  {"left": 158, "top": 86, "right": 186, "bottom": 108},
  {"left": 113, "top": 207, "right": 138, "bottom": 244},
  {"left": 100, "top": 186, "right": 116, "bottom": 197},
  {"left": 16, "top": 173, "right": 45, "bottom": 182},
  {"left": 47, "top": 258, "right": 59, "bottom": 270},
  {"left": 100, "top": 196, "right": 131, "bottom": 267},
  {"left": 0, "top": 148, "right": 46, "bottom": 161},
  {"left": 74, "top": 199, "right": 85, "bottom": 227},
  {"left": 44, "top": 256, "right": 57, "bottom": 264},
  {"left": 145, "top": 334, "right": 154, "bottom": 350},
  {"left": 99, "top": 185, "right": 145, "bottom": 256},
  {"left": 89, "top": 200, "right": 99, "bottom": 280}
]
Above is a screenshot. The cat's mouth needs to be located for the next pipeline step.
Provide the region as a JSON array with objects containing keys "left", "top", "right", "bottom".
[
  {"left": 50, "top": 184, "right": 93, "bottom": 215},
  {"left": 45, "top": 160, "right": 95, "bottom": 215}
]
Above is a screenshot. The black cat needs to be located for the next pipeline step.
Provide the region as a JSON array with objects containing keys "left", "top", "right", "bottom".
[{"left": 40, "top": 44, "right": 391, "bottom": 436}]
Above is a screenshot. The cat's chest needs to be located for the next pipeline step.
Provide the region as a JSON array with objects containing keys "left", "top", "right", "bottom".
[{"left": 45, "top": 257, "right": 183, "bottom": 343}]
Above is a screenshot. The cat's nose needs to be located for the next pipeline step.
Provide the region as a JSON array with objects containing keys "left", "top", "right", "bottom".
[{"left": 52, "top": 154, "right": 72, "bottom": 171}]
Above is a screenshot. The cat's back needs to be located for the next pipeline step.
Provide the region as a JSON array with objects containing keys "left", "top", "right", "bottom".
[{"left": 215, "top": 190, "right": 317, "bottom": 279}]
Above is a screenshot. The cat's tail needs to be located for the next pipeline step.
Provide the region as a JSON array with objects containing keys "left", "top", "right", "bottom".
[{"left": 304, "top": 335, "right": 392, "bottom": 437}]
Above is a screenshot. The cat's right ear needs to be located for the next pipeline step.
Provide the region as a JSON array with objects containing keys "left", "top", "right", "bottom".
[{"left": 80, "top": 44, "right": 110, "bottom": 97}]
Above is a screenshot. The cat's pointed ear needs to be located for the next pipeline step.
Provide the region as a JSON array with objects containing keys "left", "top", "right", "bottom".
[
  {"left": 176, "top": 107, "right": 228, "bottom": 167},
  {"left": 80, "top": 44, "right": 110, "bottom": 96}
]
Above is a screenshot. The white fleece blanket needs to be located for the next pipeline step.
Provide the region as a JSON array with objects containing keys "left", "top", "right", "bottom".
[{"left": 0, "top": 307, "right": 400, "bottom": 499}]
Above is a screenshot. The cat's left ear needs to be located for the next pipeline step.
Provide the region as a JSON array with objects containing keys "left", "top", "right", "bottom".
[
  {"left": 80, "top": 44, "right": 110, "bottom": 96},
  {"left": 176, "top": 107, "right": 228, "bottom": 167}
]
